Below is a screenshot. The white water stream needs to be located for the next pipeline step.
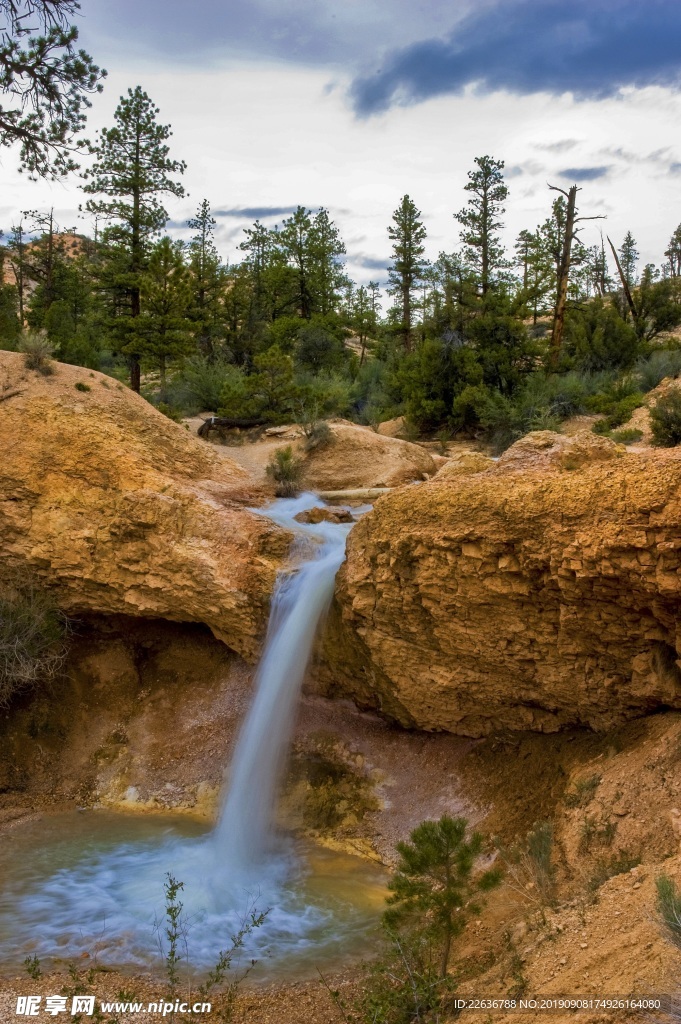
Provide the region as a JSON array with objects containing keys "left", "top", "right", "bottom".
[{"left": 0, "top": 494, "right": 384, "bottom": 974}]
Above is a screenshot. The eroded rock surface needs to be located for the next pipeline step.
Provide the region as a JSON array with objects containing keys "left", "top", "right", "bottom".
[
  {"left": 0, "top": 352, "right": 285, "bottom": 658},
  {"left": 323, "top": 430, "right": 681, "bottom": 735},
  {"left": 300, "top": 421, "right": 435, "bottom": 490}
]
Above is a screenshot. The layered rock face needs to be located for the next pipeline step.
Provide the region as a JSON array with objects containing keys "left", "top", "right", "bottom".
[
  {"left": 324, "top": 431, "right": 681, "bottom": 735},
  {"left": 0, "top": 353, "right": 285, "bottom": 658}
]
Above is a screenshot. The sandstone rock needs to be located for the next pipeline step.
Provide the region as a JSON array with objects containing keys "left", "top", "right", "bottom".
[
  {"left": 376, "top": 416, "right": 407, "bottom": 438},
  {"left": 300, "top": 422, "right": 435, "bottom": 490},
  {"left": 0, "top": 352, "right": 285, "bottom": 659},
  {"left": 434, "top": 450, "right": 495, "bottom": 479},
  {"left": 293, "top": 506, "right": 354, "bottom": 524},
  {"left": 322, "top": 430, "right": 681, "bottom": 736}
]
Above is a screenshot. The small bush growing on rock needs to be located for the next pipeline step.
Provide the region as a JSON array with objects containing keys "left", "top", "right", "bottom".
[
  {"left": 587, "top": 850, "right": 640, "bottom": 897},
  {"left": 0, "top": 579, "right": 69, "bottom": 706},
  {"left": 496, "top": 821, "right": 556, "bottom": 910},
  {"left": 18, "top": 331, "right": 55, "bottom": 374},
  {"left": 265, "top": 446, "right": 302, "bottom": 497},
  {"left": 74, "top": 381, "right": 91, "bottom": 393},
  {"left": 635, "top": 349, "right": 681, "bottom": 392},
  {"left": 650, "top": 389, "right": 681, "bottom": 447},
  {"left": 302, "top": 419, "right": 332, "bottom": 453},
  {"left": 656, "top": 874, "right": 681, "bottom": 947},
  {"left": 610, "top": 427, "right": 643, "bottom": 444},
  {"left": 564, "top": 774, "right": 600, "bottom": 808}
]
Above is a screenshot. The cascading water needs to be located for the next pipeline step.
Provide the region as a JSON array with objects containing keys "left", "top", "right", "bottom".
[
  {"left": 0, "top": 494, "right": 383, "bottom": 975},
  {"left": 215, "top": 494, "right": 353, "bottom": 871}
]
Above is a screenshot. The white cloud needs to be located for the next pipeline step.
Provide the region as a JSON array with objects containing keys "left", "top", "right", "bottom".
[{"left": 2, "top": 64, "right": 681, "bottom": 278}]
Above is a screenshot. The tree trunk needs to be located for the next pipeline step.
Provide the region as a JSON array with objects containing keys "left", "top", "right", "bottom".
[
  {"left": 440, "top": 928, "right": 452, "bottom": 980},
  {"left": 550, "top": 185, "right": 578, "bottom": 369},
  {"left": 130, "top": 355, "right": 141, "bottom": 393},
  {"left": 607, "top": 236, "right": 639, "bottom": 331}
]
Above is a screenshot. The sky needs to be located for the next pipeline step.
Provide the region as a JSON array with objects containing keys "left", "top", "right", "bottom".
[{"left": 3, "top": 0, "right": 681, "bottom": 288}]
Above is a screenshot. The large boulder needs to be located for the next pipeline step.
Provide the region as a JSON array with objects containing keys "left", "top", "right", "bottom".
[
  {"left": 300, "top": 421, "right": 435, "bottom": 490},
  {"left": 0, "top": 353, "right": 286, "bottom": 659},
  {"left": 322, "top": 431, "right": 681, "bottom": 736}
]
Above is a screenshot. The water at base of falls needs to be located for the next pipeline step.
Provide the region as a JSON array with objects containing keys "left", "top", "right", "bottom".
[{"left": 0, "top": 494, "right": 383, "bottom": 974}]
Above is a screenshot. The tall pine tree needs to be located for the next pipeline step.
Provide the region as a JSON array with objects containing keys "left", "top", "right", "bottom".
[
  {"left": 388, "top": 194, "right": 427, "bottom": 352},
  {"left": 455, "top": 155, "right": 508, "bottom": 295},
  {"left": 81, "top": 86, "right": 186, "bottom": 391}
]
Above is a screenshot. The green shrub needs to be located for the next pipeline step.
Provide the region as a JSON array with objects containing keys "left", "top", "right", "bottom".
[
  {"left": 650, "top": 388, "right": 681, "bottom": 447},
  {"left": 0, "top": 580, "right": 69, "bottom": 706},
  {"left": 635, "top": 349, "right": 681, "bottom": 392},
  {"left": 564, "top": 774, "right": 600, "bottom": 808},
  {"left": 156, "top": 401, "right": 184, "bottom": 423},
  {"left": 496, "top": 821, "right": 556, "bottom": 910},
  {"left": 179, "top": 356, "right": 236, "bottom": 412},
  {"left": 588, "top": 850, "right": 640, "bottom": 896},
  {"left": 74, "top": 381, "right": 91, "bottom": 393},
  {"left": 18, "top": 332, "right": 55, "bottom": 374},
  {"left": 265, "top": 446, "right": 302, "bottom": 497},
  {"left": 302, "top": 420, "right": 332, "bottom": 452},
  {"left": 610, "top": 427, "right": 643, "bottom": 444},
  {"left": 656, "top": 874, "right": 681, "bottom": 947}
]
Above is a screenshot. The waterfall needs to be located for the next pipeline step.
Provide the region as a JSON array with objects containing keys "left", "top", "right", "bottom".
[
  {"left": 3, "top": 493, "right": 379, "bottom": 974},
  {"left": 213, "top": 494, "right": 354, "bottom": 871}
]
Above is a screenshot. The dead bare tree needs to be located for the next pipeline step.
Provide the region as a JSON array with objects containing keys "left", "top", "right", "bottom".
[{"left": 547, "top": 184, "right": 604, "bottom": 369}]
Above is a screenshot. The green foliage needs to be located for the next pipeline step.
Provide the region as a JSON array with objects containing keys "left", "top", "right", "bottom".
[
  {"left": 302, "top": 420, "right": 332, "bottom": 453},
  {"left": 650, "top": 388, "right": 681, "bottom": 447},
  {"left": 326, "top": 931, "right": 459, "bottom": 1024},
  {"left": 564, "top": 774, "right": 600, "bottom": 808},
  {"left": 587, "top": 851, "right": 640, "bottom": 896},
  {"left": 0, "top": 577, "right": 69, "bottom": 706},
  {"left": 173, "top": 356, "right": 237, "bottom": 413},
  {"left": 384, "top": 815, "right": 501, "bottom": 978},
  {"left": 19, "top": 330, "right": 55, "bottom": 373},
  {"left": 161, "top": 873, "right": 184, "bottom": 992},
  {"left": 455, "top": 155, "right": 509, "bottom": 294},
  {"left": 587, "top": 376, "right": 644, "bottom": 431},
  {"left": 388, "top": 195, "right": 427, "bottom": 348},
  {"left": 610, "top": 427, "right": 643, "bottom": 444},
  {"left": 23, "top": 954, "right": 42, "bottom": 980},
  {"left": 635, "top": 349, "right": 681, "bottom": 392},
  {"left": 496, "top": 822, "right": 556, "bottom": 910},
  {"left": 82, "top": 86, "right": 186, "bottom": 389},
  {"left": 266, "top": 446, "right": 302, "bottom": 497},
  {"left": 74, "top": 381, "right": 90, "bottom": 392},
  {"left": 0, "top": 282, "right": 20, "bottom": 347},
  {"left": 134, "top": 236, "right": 194, "bottom": 383},
  {"left": 656, "top": 874, "right": 681, "bottom": 947},
  {"left": 0, "top": 0, "right": 105, "bottom": 178},
  {"left": 565, "top": 299, "right": 642, "bottom": 372},
  {"left": 578, "top": 814, "right": 617, "bottom": 855}
]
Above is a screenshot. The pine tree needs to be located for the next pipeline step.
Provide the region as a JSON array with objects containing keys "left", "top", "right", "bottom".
[
  {"left": 186, "top": 199, "right": 226, "bottom": 357},
  {"left": 133, "top": 236, "right": 193, "bottom": 387},
  {"left": 384, "top": 815, "right": 501, "bottom": 978},
  {"left": 388, "top": 194, "right": 427, "bottom": 352},
  {"left": 665, "top": 225, "right": 681, "bottom": 278},
  {"left": 308, "top": 207, "right": 347, "bottom": 315},
  {"left": 278, "top": 206, "right": 315, "bottom": 319},
  {"left": 0, "top": 0, "right": 105, "bottom": 177},
  {"left": 514, "top": 229, "right": 552, "bottom": 323},
  {"left": 619, "top": 231, "right": 639, "bottom": 288},
  {"left": 455, "top": 155, "right": 508, "bottom": 295},
  {"left": 81, "top": 86, "right": 186, "bottom": 391}
]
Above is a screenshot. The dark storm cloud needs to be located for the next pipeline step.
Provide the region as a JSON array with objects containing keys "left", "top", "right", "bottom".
[
  {"left": 558, "top": 166, "right": 610, "bottom": 181},
  {"left": 350, "top": 0, "right": 681, "bottom": 115}
]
